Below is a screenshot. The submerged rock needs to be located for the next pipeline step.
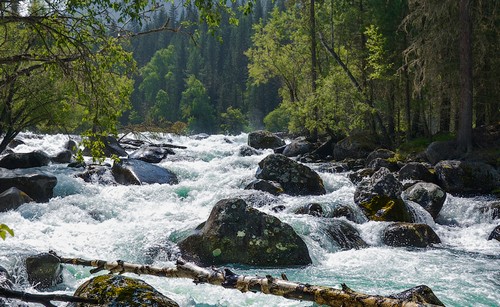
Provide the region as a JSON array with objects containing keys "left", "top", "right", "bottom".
[
  {"left": 129, "top": 146, "right": 175, "bottom": 163},
  {"left": 0, "top": 150, "right": 50, "bottom": 169},
  {"left": 112, "top": 159, "right": 178, "bottom": 185},
  {"left": 256, "top": 154, "right": 326, "bottom": 196},
  {"left": 321, "top": 219, "right": 368, "bottom": 250},
  {"left": 72, "top": 275, "right": 179, "bottom": 307},
  {"left": 248, "top": 130, "right": 285, "bottom": 150},
  {"left": 0, "top": 187, "right": 33, "bottom": 212},
  {"left": 245, "top": 179, "right": 284, "bottom": 196},
  {"left": 382, "top": 223, "right": 441, "bottom": 247},
  {"left": 294, "top": 203, "right": 324, "bottom": 217},
  {"left": 487, "top": 225, "right": 500, "bottom": 241},
  {"left": 0, "top": 170, "right": 57, "bottom": 202},
  {"left": 389, "top": 285, "right": 445, "bottom": 306},
  {"left": 178, "top": 198, "right": 311, "bottom": 266},
  {"left": 434, "top": 160, "right": 500, "bottom": 195},
  {"left": 25, "top": 252, "right": 63, "bottom": 290},
  {"left": 354, "top": 168, "right": 412, "bottom": 222}
]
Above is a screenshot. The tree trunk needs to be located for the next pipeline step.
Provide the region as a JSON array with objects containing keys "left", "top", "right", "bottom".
[
  {"left": 52, "top": 253, "right": 445, "bottom": 307},
  {"left": 457, "top": 0, "right": 473, "bottom": 152},
  {"left": 310, "top": 0, "right": 318, "bottom": 140}
]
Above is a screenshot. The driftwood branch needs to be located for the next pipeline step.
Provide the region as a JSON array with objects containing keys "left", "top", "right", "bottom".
[
  {"left": 53, "top": 252, "right": 444, "bottom": 307},
  {"left": 0, "top": 287, "right": 98, "bottom": 307}
]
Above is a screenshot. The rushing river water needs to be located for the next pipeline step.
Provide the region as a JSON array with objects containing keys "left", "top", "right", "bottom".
[{"left": 0, "top": 132, "right": 499, "bottom": 306}]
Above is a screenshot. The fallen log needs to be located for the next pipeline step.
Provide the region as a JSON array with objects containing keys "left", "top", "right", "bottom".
[
  {"left": 51, "top": 251, "right": 444, "bottom": 307},
  {"left": 0, "top": 287, "right": 98, "bottom": 307}
]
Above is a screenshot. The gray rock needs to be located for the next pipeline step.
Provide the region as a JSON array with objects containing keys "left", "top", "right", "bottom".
[
  {"left": 382, "top": 223, "right": 441, "bottom": 247},
  {"left": 425, "top": 140, "right": 459, "bottom": 165},
  {"left": 83, "top": 136, "right": 127, "bottom": 158},
  {"left": 25, "top": 252, "right": 63, "bottom": 290},
  {"left": 294, "top": 203, "right": 324, "bottom": 217},
  {"left": 404, "top": 182, "right": 446, "bottom": 219},
  {"left": 256, "top": 154, "right": 326, "bottom": 196},
  {"left": 487, "top": 225, "right": 500, "bottom": 241},
  {"left": 178, "top": 198, "right": 311, "bottom": 266},
  {"left": 129, "top": 146, "right": 175, "bottom": 163},
  {"left": 112, "top": 159, "right": 178, "bottom": 185},
  {"left": 64, "top": 139, "right": 78, "bottom": 153},
  {"left": 283, "top": 138, "right": 312, "bottom": 157},
  {"left": 238, "top": 145, "right": 261, "bottom": 157},
  {"left": 478, "top": 201, "right": 500, "bottom": 220},
  {"left": 366, "top": 149, "right": 395, "bottom": 165},
  {"left": 77, "top": 164, "right": 115, "bottom": 185},
  {"left": 434, "top": 160, "right": 500, "bottom": 195},
  {"left": 333, "top": 134, "right": 380, "bottom": 161},
  {"left": 51, "top": 150, "right": 73, "bottom": 163},
  {"left": 248, "top": 130, "right": 285, "bottom": 149},
  {"left": 245, "top": 179, "right": 284, "bottom": 196},
  {"left": 0, "top": 187, "right": 33, "bottom": 212},
  {"left": 72, "top": 275, "right": 179, "bottom": 307},
  {"left": 321, "top": 219, "right": 368, "bottom": 250},
  {"left": 0, "top": 151, "right": 50, "bottom": 169},
  {"left": 367, "top": 157, "right": 400, "bottom": 172},
  {"left": 0, "top": 170, "right": 57, "bottom": 202},
  {"left": 398, "top": 162, "right": 436, "bottom": 183}
]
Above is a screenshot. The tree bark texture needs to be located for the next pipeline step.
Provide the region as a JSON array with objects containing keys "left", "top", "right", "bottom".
[{"left": 53, "top": 252, "right": 444, "bottom": 307}]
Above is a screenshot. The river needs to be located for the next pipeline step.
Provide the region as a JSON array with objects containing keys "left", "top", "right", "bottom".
[{"left": 0, "top": 132, "right": 499, "bottom": 306}]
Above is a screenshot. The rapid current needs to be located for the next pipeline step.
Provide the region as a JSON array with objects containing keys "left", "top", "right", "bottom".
[{"left": 0, "top": 132, "right": 499, "bottom": 306}]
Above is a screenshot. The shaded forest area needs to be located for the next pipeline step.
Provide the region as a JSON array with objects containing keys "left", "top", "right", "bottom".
[{"left": 125, "top": 0, "right": 498, "bottom": 149}]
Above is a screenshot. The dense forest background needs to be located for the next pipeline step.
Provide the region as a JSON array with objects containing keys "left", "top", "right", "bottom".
[{"left": 1, "top": 0, "right": 499, "bottom": 153}]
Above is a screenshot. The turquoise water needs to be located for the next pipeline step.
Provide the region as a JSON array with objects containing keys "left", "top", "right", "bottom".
[{"left": 0, "top": 132, "right": 498, "bottom": 306}]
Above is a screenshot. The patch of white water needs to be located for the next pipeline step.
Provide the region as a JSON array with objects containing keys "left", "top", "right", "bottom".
[{"left": 0, "top": 132, "right": 499, "bottom": 306}]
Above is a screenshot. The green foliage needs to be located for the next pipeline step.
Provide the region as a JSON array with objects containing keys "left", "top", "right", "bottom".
[
  {"left": 0, "top": 224, "right": 14, "bottom": 240},
  {"left": 263, "top": 105, "right": 290, "bottom": 132},
  {"left": 180, "top": 75, "right": 216, "bottom": 133},
  {"left": 220, "top": 107, "right": 249, "bottom": 134}
]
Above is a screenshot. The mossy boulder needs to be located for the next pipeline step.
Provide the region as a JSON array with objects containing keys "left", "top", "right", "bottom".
[
  {"left": 72, "top": 275, "right": 178, "bottom": 307},
  {"left": 354, "top": 168, "right": 412, "bottom": 222},
  {"left": 283, "top": 138, "right": 312, "bottom": 157},
  {"left": 382, "top": 223, "right": 441, "bottom": 247},
  {"left": 25, "top": 252, "right": 63, "bottom": 290},
  {"left": 245, "top": 179, "right": 284, "bottom": 196},
  {"left": 367, "top": 158, "right": 400, "bottom": 172},
  {"left": 178, "top": 198, "right": 311, "bottom": 266},
  {"left": 248, "top": 130, "right": 285, "bottom": 150},
  {"left": 0, "top": 150, "right": 51, "bottom": 169},
  {"left": 256, "top": 154, "right": 326, "bottom": 196},
  {"left": 404, "top": 182, "right": 446, "bottom": 219},
  {"left": 425, "top": 140, "right": 459, "bottom": 165},
  {"left": 434, "top": 160, "right": 500, "bottom": 195},
  {"left": 366, "top": 149, "right": 396, "bottom": 165}
]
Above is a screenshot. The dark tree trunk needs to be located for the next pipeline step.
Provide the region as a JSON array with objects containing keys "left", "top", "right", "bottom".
[{"left": 457, "top": 0, "right": 473, "bottom": 152}]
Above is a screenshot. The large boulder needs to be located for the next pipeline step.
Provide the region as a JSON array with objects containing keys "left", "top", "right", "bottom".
[
  {"left": 0, "top": 169, "right": 57, "bottom": 202},
  {"left": 178, "top": 198, "right": 311, "bottom": 266},
  {"left": 425, "top": 140, "right": 459, "bottom": 165},
  {"left": 245, "top": 179, "right": 284, "bottom": 196},
  {"left": 367, "top": 158, "right": 400, "bottom": 172},
  {"left": 72, "top": 275, "right": 179, "bottom": 307},
  {"left": 333, "top": 134, "right": 380, "bottom": 161},
  {"left": 382, "top": 223, "right": 441, "bottom": 247},
  {"left": 354, "top": 168, "right": 412, "bottom": 222},
  {"left": 404, "top": 182, "right": 446, "bottom": 219},
  {"left": 0, "top": 150, "right": 50, "bottom": 169},
  {"left": 0, "top": 187, "right": 33, "bottom": 212},
  {"left": 51, "top": 150, "right": 73, "bottom": 164},
  {"left": 398, "top": 162, "right": 436, "bottom": 183},
  {"left": 366, "top": 149, "right": 395, "bottom": 165},
  {"left": 129, "top": 146, "right": 175, "bottom": 163},
  {"left": 283, "top": 138, "right": 312, "bottom": 157},
  {"left": 238, "top": 145, "right": 261, "bottom": 157},
  {"left": 25, "top": 252, "right": 63, "bottom": 290},
  {"left": 112, "top": 159, "right": 178, "bottom": 185},
  {"left": 83, "top": 135, "right": 128, "bottom": 158},
  {"left": 434, "top": 160, "right": 500, "bottom": 195},
  {"left": 256, "top": 154, "right": 326, "bottom": 196},
  {"left": 248, "top": 130, "right": 285, "bottom": 150}
]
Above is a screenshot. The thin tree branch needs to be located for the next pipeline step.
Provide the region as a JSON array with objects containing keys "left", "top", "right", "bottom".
[{"left": 0, "top": 287, "right": 98, "bottom": 307}]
